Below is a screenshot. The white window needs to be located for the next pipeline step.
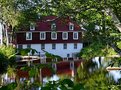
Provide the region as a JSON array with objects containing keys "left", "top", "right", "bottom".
[
  {"left": 52, "top": 44, "right": 56, "bottom": 49},
  {"left": 26, "top": 32, "right": 32, "bottom": 40},
  {"left": 74, "top": 43, "right": 77, "bottom": 49},
  {"left": 30, "top": 23, "right": 35, "bottom": 30},
  {"left": 40, "top": 32, "right": 46, "bottom": 40},
  {"left": 73, "top": 32, "right": 78, "bottom": 40},
  {"left": 51, "top": 32, "right": 57, "bottom": 40},
  {"left": 41, "top": 44, "right": 45, "bottom": 50},
  {"left": 62, "top": 32, "right": 68, "bottom": 40},
  {"left": 69, "top": 22, "right": 74, "bottom": 30},
  {"left": 51, "top": 23, "right": 56, "bottom": 30},
  {"left": 63, "top": 43, "right": 67, "bottom": 49},
  {"left": 27, "top": 44, "right": 31, "bottom": 48}
]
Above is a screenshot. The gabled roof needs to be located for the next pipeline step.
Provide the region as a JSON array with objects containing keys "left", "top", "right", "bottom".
[
  {"left": 36, "top": 16, "right": 81, "bottom": 31},
  {"left": 20, "top": 16, "right": 82, "bottom": 32}
]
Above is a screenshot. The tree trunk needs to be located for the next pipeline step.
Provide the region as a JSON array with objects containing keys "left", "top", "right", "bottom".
[
  {"left": 39, "top": 69, "right": 43, "bottom": 84},
  {"left": 110, "top": 43, "right": 121, "bottom": 56},
  {"left": 15, "top": 75, "right": 21, "bottom": 90},
  {"left": 5, "top": 26, "right": 9, "bottom": 46},
  {"left": 99, "top": 57, "right": 102, "bottom": 66},
  {"left": 0, "top": 22, "right": 3, "bottom": 45},
  {"left": 0, "top": 74, "right": 2, "bottom": 86}
]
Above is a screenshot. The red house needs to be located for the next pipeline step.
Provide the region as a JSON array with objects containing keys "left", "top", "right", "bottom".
[{"left": 16, "top": 16, "right": 83, "bottom": 58}]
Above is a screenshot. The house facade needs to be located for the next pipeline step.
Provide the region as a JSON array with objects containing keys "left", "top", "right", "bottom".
[{"left": 16, "top": 16, "right": 83, "bottom": 58}]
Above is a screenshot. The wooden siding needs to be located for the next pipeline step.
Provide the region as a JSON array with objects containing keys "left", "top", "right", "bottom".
[{"left": 16, "top": 32, "right": 82, "bottom": 44}]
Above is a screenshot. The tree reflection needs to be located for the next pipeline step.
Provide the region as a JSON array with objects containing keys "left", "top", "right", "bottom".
[{"left": 75, "top": 59, "right": 118, "bottom": 90}]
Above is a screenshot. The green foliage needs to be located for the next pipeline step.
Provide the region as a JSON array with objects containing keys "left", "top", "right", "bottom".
[
  {"left": 109, "top": 85, "right": 121, "bottom": 90},
  {"left": 80, "top": 40, "right": 119, "bottom": 60},
  {"left": 59, "top": 79, "right": 74, "bottom": 88},
  {"left": 0, "top": 52, "right": 8, "bottom": 74},
  {"left": 58, "top": 74, "right": 71, "bottom": 80},
  {"left": 29, "top": 66, "right": 39, "bottom": 77},
  {"left": 2, "top": 1, "right": 121, "bottom": 58},
  {"left": 0, "top": 82, "right": 17, "bottom": 90},
  {"left": 18, "top": 49, "right": 30, "bottom": 55},
  {"left": 80, "top": 42, "right": 106, "bottom": 60},
  {"left": 21, "top": 63, "right": 54, "bottom": 78},
  {"left": 7, "top": 66, "right": 16, "bottom": 78},
  {"left": 17, "top": 48, "right": 37, "bottom": 55},
  {"left": 73, "top": 83, "right": 85, "bottom": 90},
  {"left": 84, "top": 70, "right": 110, "bottom": 90},
  {"left": 0, "top": 45, "right": 16, "bottom": 74},
  {"left": 45, "top": 51, "right": 62, "bottom": 61},
  {"left": 0, "top": 45, "right": 16, "bottom": 58},
  {"left": 76, "top": 60, "right": 116, "bottom": 90},
  {"left": 1, "top": 0, "right": 121, "bottom": 89},
  {"left": 41, "top": 79, "right": 85, "bottom": 90},
  {"left": 20, "top": 65, "right": 30, "bottom": 71},
  {"left": 77, "top": 60, "right": 97, "bottom": 80},
  {"left": 0, "top": 0, "right": 20, "bottom": 27}
]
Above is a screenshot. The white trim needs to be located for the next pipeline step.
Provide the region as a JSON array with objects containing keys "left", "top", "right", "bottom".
[
  {"left": 51, "top": 32, "right": 57, "bottom": 40},
  {"left": 26, "top": 32, "right": 32, "bottom": 40},
  {"left": 40, "top": 32, "right": 46, "bottom": 40},
  {"left": 69, "top": 22, "right": 74, "bottom": 30},
  {"left": 73, "top": 32, "right": 78, "bottom": 40},
  {"left": 62, "top": 32, "right": 68, "bottom": 40}
]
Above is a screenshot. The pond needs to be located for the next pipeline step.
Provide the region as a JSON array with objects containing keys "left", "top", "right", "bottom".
[
  {"left": 41, "top": 57, "right": 121, "bottom": 89},
  {"left": 1, "top": 57, "right": 121, "bottom": 90}
]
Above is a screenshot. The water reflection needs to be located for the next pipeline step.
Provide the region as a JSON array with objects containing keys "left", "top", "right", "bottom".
[
  {"left": 93, "top": 57, "right": 121, "bottom": 82},
  {"left": 15, "top": 56, "right": 121, "bottom": 89},
  {"left": 40, "top": 57, "right": 121, "bottom": 85},
  {"left": 109, "top": 71, "right": 121, "bottom": 82},
  {"left": 42, "top": 57, "right": 121, "bottom": 89},
  {"left": 43, "top": 75, "right": 59, "bottom": 84}
]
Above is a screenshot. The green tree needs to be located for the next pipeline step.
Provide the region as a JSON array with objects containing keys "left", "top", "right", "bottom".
[
  {"left": 0, "top": 52, "right": 8, "bottom": 74},
  {"left": 0, "top": 45, "right": 16, "bottom": 85},
  {"left": 2, "top": 0, "right": 121, "bottom": 89}
]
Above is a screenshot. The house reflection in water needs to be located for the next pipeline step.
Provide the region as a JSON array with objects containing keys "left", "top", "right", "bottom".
[{"left": 16, "top": 56, "right": 83, "bottom": 83}]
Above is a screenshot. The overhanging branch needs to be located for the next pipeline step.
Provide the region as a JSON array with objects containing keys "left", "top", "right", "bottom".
[{"left": 110, "top": 43, "right": 121, "bottom": 56}]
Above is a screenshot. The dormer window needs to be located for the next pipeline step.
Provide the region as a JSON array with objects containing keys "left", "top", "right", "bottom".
[
  {"left": 30, "top": 23, "right": 35, "bottom": 30},
  {"left": 26, "top": 32, "right": 32, "bottom": 40},
  {"left": 51, "top": 23, "right": 56, "bottom": 30},
  {"left": 69, "top": 22, "right": 74, "bottom": 30}
]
